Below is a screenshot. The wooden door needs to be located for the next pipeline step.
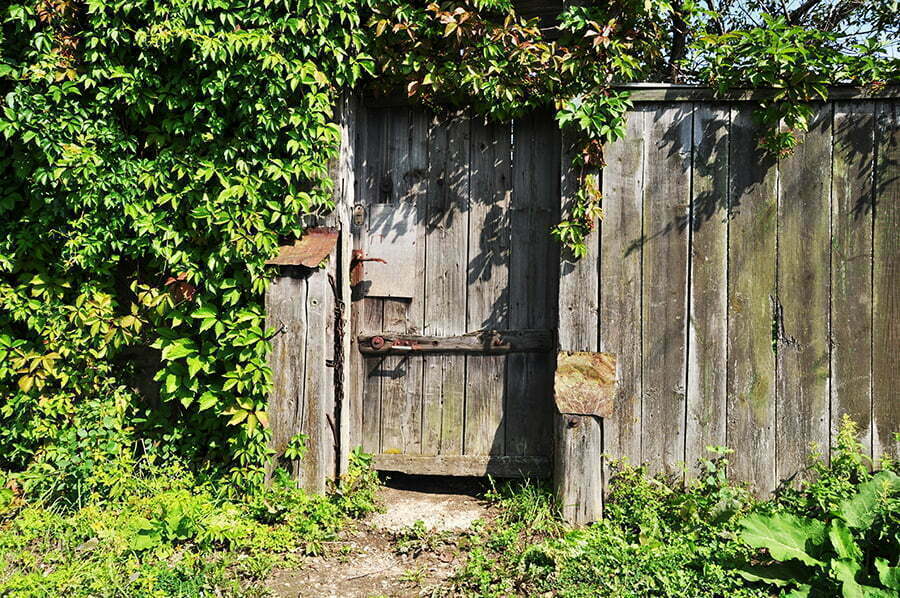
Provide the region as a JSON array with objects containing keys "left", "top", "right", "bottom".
[{"left": 349, "top": 104, "right": 560, "bottom": 477}]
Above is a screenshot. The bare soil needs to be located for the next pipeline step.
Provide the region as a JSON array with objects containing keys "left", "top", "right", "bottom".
[{"left": 266, "top": 475, "right": 491, "bottom": 598}]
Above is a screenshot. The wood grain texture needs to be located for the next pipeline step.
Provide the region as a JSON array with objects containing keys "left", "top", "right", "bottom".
[
  {"left": 360, "top": 298, "right": 383, "bottom": 453},
  {"left": 265, "top": 273, "right": 307, "bottom": 482},
  {"left": 554, "top": 414, "right": 603, "bottom": 525},
  {"left": 555, "top": 127, "right": 602, "bottom": 523},
  {"left": 374, "top": 454, "right": 550, "bottom": 477},
  {"left": 831, "top": 102, "right": 874, "bottom": 456},
  {"left": 685, "top": 104, "right": 729, "bottom": 473},
  {"left": 380, "top": 108, "right": 425, "bottom": 455},
  {"left": 465, "top": 118, "right": 512, "bottom": 456},
  {"left": 334, "top": 92, "right": 357, "bottom": 475},
  {"left": 506, "top": 109, "right": 560, "bottom": 457},
  {"left": 725, "top": 105, "right": 778, "bottom": 496},
  {"left": 301, "top": 270, "right": 329, "bottom": 493},
  {"left": 641, "top": 103, "right": 692, "bottom": 475},
  {"left": 423, "top": 112, "right": 470, "bottom": 455},
  {"left": 776, "top": 103, "right": 832, "bottom": 482},
  {"left": 600, "top": 107, "right": 645, "bottom": 477},
  {"left": 873, "top": 101, "right": 900, "bottom": 462}
]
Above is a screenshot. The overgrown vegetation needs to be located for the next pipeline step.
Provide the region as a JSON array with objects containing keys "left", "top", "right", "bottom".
[
  {"left": 0, "top": 0, "right": 897, "bottom": 506},
  {"left": 0, "top": 450, "right": 379, "bottom": 597},
  {"left": 438, "top": 419, "right": 899, "bottom": 598}
]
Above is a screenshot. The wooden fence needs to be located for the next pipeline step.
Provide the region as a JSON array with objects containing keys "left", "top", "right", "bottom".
[
  {"left": 563, "top": 95, "right": 898, "bottom": 506},
  {"left": 265, "top": 87, "right": 899, "bottom": 522}
]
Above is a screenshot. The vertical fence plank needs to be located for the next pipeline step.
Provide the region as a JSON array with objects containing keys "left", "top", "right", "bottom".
[
  {"left": 423, "top": 112, "right": 470, "bottom": 455},
  {"left": 600, "top": 107, "right": 645, "bottom": 481},
  {"left": 507, "top": 109, "right": 559, "bottom": 457},
  {"left": 334, "top": 93, "right": 357, "bottom": 475},
  {"left": 379, "top": 109, "right": 410, "bottom": 455},
  {"left": 301, "top": 270, "right": 329, "bottom": 493},
  {"left": 380, "top": 108, "right": 428, "bottom": 455},
  {"left": 555, "top": 128, "right": 602, "bottom": 523},
  {"left": 777, "top": 103, "right": 832, "bottom": 481},
  {"left": 873, "top": 101, "right": 900, "bottom": 462},
  {"left": 641, "top": 103, "right": 692, "bottom": 474},
  {"left": 726, "top": 105, "right": 778, "bottom": 495},
  {"left": 831, "top": 102, "right": 875, "bottom": 456},
  {"left": 465, "top": 118, "right": 512, "bottom": 455},
  {"left": 686, "top": 104, "right": 729, "bottom": 472},
  {"left": 265, "top": 273, "right": 307, "bottom": 481}
]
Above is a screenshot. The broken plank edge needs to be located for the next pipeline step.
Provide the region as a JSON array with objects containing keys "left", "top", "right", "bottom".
[{"left": 372, "top": 454, "right": 551, "bottom": 477}]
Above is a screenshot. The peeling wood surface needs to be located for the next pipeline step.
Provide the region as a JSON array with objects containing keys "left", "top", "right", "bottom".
[{"left": 554, "top": 352, "right": 616, "bottom": 417}]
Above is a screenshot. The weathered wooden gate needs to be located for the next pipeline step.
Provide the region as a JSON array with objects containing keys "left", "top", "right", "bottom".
[
  {"left": 266, "top": 86, "right": 900, "bottom": 525},
  {"left": 346, "top": 105, "right": 561, "bottom": 477}
]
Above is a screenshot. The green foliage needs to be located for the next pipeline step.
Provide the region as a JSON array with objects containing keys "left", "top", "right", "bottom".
[
  {"left": 0, "top": 0, "right": 896, "bottom": 504},
  {"left": 443, "top": 453, "right": 764, "bottom": 597},
  {"left": 736, "top": 418, "right": 900, "bottom": 598},
  {"left": 694, "top": 14, "right": 898, "bottom": 156},
  {"left": 0, "top": 0, "right": 373, "bottom": 494},
  {"left": 441, "top": 420, "right": 899, "bottom": 598},
  {"left": 0, "top": 455, "right": 379, "bottom": 596}
]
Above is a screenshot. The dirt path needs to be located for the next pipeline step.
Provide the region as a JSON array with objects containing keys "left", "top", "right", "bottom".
[{"left": 267, "top": 476, "right": 490, "bottom": 598}]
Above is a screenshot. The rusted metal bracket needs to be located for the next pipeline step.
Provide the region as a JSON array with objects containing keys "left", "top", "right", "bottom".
[
  {"left": 358, "top": 329, "right": 554, "bottom": 355},
  {"left": 349, "top": 249, "right": 387, "bottom": 287}
]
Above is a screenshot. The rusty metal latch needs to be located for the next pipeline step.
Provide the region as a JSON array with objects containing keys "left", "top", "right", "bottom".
[{"left": 350, "top": 250, "right": 387, "bottom": 287}]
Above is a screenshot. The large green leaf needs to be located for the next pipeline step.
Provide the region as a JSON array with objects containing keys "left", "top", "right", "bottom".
[
  {"left": 837, "top": 471, "right": 900, "bottom": 530},
  {"left": 828, "top": 520, "right": 862, "bottom": 563},
  {"left": 739, "top": 512, "right": 826, "bottom": 567},
  {"left": 737, "top": 561, "right": 812, "bottom": 587},
  {"left": 875, "top": 558, "right": 900, "bottom": 591}
]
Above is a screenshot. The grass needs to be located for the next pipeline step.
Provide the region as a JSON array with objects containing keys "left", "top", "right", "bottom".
[
  {"left": 0, "top": 453, "right": 379, "bottom": 597},
  {"left": 436, "top": 422, "right": 898, "bottom": 598}
]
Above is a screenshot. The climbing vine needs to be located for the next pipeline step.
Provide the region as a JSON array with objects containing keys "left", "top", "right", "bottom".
[{"left": 0, "top": 0, "right": 896, "bottom": 498}]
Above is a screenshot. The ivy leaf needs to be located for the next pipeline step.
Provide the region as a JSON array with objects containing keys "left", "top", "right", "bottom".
[{"left": 161, "top": 339, "right": 198, "bottom": 361}]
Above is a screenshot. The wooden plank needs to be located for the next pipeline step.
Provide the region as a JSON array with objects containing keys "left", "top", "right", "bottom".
[
  {"left": 334, "top": 92, "right": 357, "bottom": 476},
  {"left": 359, "top": 299, "right": 383, "bottom": 453},
  {"left": 725, "top": 105, "right": 778, "bottom": 495},
  {"left": 600, "top": 107, "right": 645, "bottom": 478},
  {"left": 422, "top": 112, "right": 470, "bottom": 455},
  {"left": 554, "top": 414, "right": 603, "bottom": 524},
  {"left": 507, "top": 108, "right": 559, "bottom": 457},
  {"left": 465, "top": 118, "right": 512, "bottom": 456},
  {"left": 374, "top": 454, "right": 550, "bottom": 477},
  {"left": 300, "top": 269, "right": 329, "bottom": 493},
  {"left": 641, "top": 103, "right": 692, "bottom": 475},
  {"left": 358, "top": 329, "right": 554, "bottom": 355},
  {"left": 322, "top": 261, "right": 337, "bottom": 481},
  {"left": 379, "top": 108, "right": 425, "bottom": 455},
  {"left": 873, "top": 101, "right": 900, "bottom": 462},
  {"left": 354, "top": 106, "right": 385, "bottom": 455},
  {"left": 685, "top": 104, "right": 729, "bottom": 473},
  {"left": 776, "top": 103, "right": 832, "bottom": 482},
  {"left": 831, "top": 101, "right": 875, "bottom": 457},
  {"left": 556, "top": 127, "right": 602, "bottom": 523},
  {"left": 265, "top": 272, "right": 307, "bottom": 482}
]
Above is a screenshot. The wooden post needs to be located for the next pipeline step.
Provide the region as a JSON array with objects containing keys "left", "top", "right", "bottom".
[{"left": 554, "top": 131, "right": 603, "bottom": 525}]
